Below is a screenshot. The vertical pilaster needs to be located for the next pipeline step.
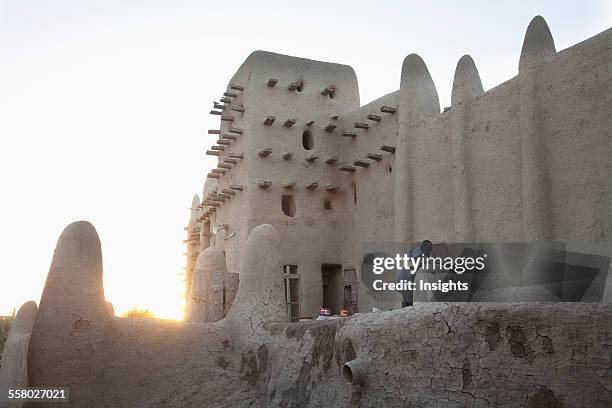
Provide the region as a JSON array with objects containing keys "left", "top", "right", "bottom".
[
  {"left": 395, "top": 54, "right": 440, "bottom": 242},
  {"left": 518, "top": 16, "right": 556, "bottom": 241},
  {"left": 450, "top": 55, "right": 483, "bottom": 242}
]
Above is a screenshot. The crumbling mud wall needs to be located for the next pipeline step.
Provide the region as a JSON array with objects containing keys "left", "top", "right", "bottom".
[
  {"left": 193, "top": 17, "right": 612, "bottom": 316},
  {"left": 262, "top": 303, "right": 611, "bottom": 407},
  {"left": 0, "top": 302, "right": 37, "bottom": 408},
  {"left": 1, "top": 222, "right": 609, "bottom": 407}
]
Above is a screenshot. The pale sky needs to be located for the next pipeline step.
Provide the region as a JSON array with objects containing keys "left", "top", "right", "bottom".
[{"left": 1, "top": 0, "right": 610, "bottom": 319}]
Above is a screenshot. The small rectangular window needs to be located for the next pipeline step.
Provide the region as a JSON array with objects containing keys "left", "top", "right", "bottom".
[
  {"left": 282, "top": 195, "right": 296, "bottom": 217},
  {"left": 283, "top": 265, "right": 300, "bottom": 322}
]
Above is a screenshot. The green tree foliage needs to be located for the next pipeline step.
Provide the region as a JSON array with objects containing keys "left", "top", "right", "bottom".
[
  {"left": 0, "top": 315, "right": 15, "bottom": 352},
  {"left": 121, "top": 307, "right": 154, "bottom": 319}
]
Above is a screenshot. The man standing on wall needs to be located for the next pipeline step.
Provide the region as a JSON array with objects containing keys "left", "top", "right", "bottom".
[{"left": 396, "top": 240, "right": 433, "bottom": 307}]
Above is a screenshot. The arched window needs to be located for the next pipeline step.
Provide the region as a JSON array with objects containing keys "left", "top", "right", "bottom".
[
  {"left": 282, "top": 195, "right": 296, "bottom": 217},
  {"left": 302, "top": 130, "right": 314, "bottom": 150}
]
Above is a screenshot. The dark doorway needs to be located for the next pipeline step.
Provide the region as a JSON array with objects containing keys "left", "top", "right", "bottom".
[{"left": 321, "top": 264, "right": 343, "bottom": 315}]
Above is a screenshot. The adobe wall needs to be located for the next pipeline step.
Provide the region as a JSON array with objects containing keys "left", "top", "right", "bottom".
[
  {"left": 332, "top": 91, "right": 401, "bottom": 312},
  {"left": 373, "top": 25, "right": 610, "bottom": 244},
  {"left": 0, "top": 302, "right": 37, "bottom": 408},
  {"left": 3, "top": 221, "right": 610, "bottom": 407},
  {"left": 192, "top": 18, "right": 612, "bottom": 316},
  {"left": 538, "top": 30, "right": 611, "bottom": 240},
  {"left": 332, "top": 21, "right": 612, "bottom": 310}
]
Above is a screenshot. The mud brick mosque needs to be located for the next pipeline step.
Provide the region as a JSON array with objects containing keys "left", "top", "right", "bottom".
[
  {"left": 1, "top": 16, "right": 611, "bottom": 407},
  {"left": 184, "top": 16, "right": 612, "bottom": 321}
]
